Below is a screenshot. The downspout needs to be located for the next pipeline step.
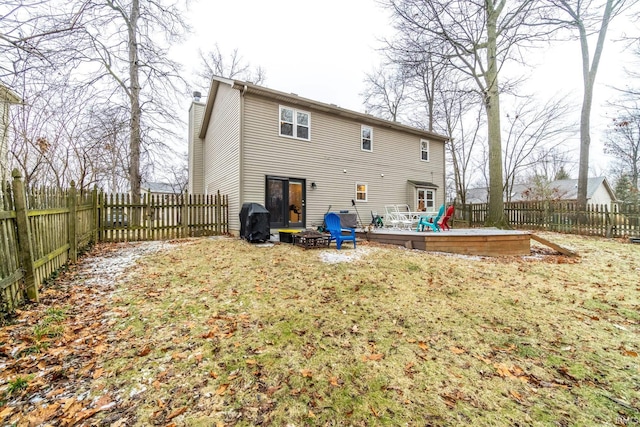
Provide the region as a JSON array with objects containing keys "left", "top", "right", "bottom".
[{"left": 239, "top": 85, "right": 247, "bottom": 210}]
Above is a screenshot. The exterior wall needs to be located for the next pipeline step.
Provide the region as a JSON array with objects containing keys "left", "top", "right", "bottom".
[
  {"left": 589, "top": 184, "right": 613, "bottom": 205},
  {"left": 202, "top": 84, "right": 242, "bottom": 232},
  {"left": 240, "top": 94, "right": 446, "bottom": 230},
  {"left": 188, "top": 102, "right": 205, "bottom": 193}
]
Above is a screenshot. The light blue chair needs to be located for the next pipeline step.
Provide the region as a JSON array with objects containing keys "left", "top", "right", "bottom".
[
  {"left": 324, "top": 213, "right": 356, "bottom": 250},
  {"left": 416, "top": 204, "right": 445, "bottom": 232}
]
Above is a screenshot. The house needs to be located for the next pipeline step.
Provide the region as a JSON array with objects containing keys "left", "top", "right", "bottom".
[
  {"left": 188, "top": 76, "right": 449, "bottom": 234},
  {"left": 1, "top": 83, "right": 21, "bottom": 186},
  {"left": 466, "top": 177, "right": 617, "bottom": 205},
  {"left": 142, "top": 181, "right": 181, "bottom": 195}
]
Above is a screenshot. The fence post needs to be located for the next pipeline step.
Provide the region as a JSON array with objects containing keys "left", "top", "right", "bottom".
[
  {"left": 92, "top": 186, "right": 99, "bottom": 244},
  {"left": 216, "top": 190, "right": 222, "bottom": 235},
  {"left": 11, "top": 169, "right": 38, "bottom": 302},
  {"left": 182, "top": 191, "right": 189, "bottom": 237},
  {"left": 68, "top": 181, "right": 77, "bottom": 263}
]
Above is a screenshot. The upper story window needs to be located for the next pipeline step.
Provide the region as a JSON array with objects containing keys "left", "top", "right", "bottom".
[
  {"left": 420, "top": 139, "right": 430, "bottom": 162},
  {"left": 355, "top": 182, "right": 368, "bottom": 202},
  {"left": 279, "top": 106, "right": 310, "bottom": 140},
  {"left": 361, "top": 125, "right": 372, "bottom": 151}
]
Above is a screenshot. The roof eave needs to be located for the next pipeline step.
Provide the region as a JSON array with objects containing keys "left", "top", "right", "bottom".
[{"left": 198, "top": 75, "right": 449, "bottom": 142}]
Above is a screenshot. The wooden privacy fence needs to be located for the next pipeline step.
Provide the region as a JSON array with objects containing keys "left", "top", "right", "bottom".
[
  {"left": 1, "top": 170, "right": 228, "bottom": 313},
  {"left": 457, "top": 201, "right": 640, "bottom": 237}
]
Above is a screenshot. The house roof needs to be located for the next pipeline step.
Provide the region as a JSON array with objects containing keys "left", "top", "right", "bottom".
[
  {"left": 407, "top": 180, "right": 439, "bottom": 188},
  {"left": 466, "top": 177, "right": 616, "bottom": 203},
  {"left": 198, "top": 76, "right": 449, "bottom": 142},
  {"left": 0, "top": 83, "right": 21, "bottom": 104},
  {"left": 142, "top": 182, "right": 179, "bottom": 194}
]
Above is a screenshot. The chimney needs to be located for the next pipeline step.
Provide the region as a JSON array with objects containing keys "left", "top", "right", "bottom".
[{"left": 193, "top": 91, "right": 201, "bottom": 102}]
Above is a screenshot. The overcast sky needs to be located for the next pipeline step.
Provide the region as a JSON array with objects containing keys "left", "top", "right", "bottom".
[{"left": 179, "top": 0, "right": 636, "bottom": 174}]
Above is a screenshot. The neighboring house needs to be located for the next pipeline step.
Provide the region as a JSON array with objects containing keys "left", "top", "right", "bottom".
[
  {"left": 466, "top": 177, "right": 617, "bottom": 205},
  {"left": 1, "top": 84, "right": 21, "bottom": 187},
  {"left": 188, "top": 76, "right": 449, "bottom": 234},
  {"left": 142, "top": 181, "right": 181, "bottom": 195}
]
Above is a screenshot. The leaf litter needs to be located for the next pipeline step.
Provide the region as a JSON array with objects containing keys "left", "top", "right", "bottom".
[{"left": 0, "top": 232, "right": 638, "bottom": 426}]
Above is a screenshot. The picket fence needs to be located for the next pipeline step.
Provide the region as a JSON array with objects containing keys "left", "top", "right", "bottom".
[
  {"left": 0, "top": 170, "right": 228, "bottom": 314},
  {"left": 458, "top": 201, "right": 640, "bottom": 237}
]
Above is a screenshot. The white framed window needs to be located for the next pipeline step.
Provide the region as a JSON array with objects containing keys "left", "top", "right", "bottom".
[
  {"left": 355, "top": 182, "right": 368, "bottom": 202},
  {"left": 279, "top": 106, "right": 310, "bottom": 140},
  {"left": 361, "top": 125, "right": 373, "bottom": 151},
  {"left": 417, "top": 188, "right": 435, "bottom": 211},
  {"left": 420, "top": 139, "right": 430, "bottom": 162}
]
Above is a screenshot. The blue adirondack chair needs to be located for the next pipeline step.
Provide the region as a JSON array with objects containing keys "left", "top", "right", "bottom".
[
  {"left": 416, "top": 204, "right": 445, "bottom": 232},
  {"left": 324, "top": 213, "right": 356, "bottom": 250}
]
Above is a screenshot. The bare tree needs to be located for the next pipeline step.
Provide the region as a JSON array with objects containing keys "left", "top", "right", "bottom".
[
  {"left": 0, "top": 0, "right": 86, "bottom": 78},
  {"left": 444, "top": 92, "right": 485, "bottom": 205},
  {"left": 69, "top": 0, "right": 190, "bottom": 201},
  {"left": 502, "top": 95, "right": 576, "bottom": 201},
  {"left": 604, "top": 104, "right": 640, "bottom": 190},
  {"left": 361, "top": 64, "right": 409, "bottom": 122},
  {"left": 196, "top": 44, "right": 266, "bottom": 89},
  {"left": 543, "top": 0, "right": 637, "bottom": 211},
  {"left": 385, "top": 0, "right": 551, "bottom": 227}
]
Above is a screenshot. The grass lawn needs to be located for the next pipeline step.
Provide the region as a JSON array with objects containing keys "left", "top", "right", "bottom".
[{"left": 2, "top": 232, "right": 639, "bottom": 426}]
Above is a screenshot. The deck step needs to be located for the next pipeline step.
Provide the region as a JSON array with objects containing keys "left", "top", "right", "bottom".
[{"left": 530, "top": 234, "right": 579, "bottom": 257}]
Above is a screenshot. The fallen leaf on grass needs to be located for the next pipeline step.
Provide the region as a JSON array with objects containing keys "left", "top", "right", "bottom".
[
  {"left": 450, "top": 347, "right": 466, "bottom": 354},
  {"left": 137, "top": 345, "right": 151, "bottom": 357},
  {"left": 300, "top": 369, "right": 313, "bottom": 378},
  {"left": 167, "top": 407, "right": 187, "bottom": 420},
  {"left": 92, "top": 368, "right": 104, "bottom": 379},
  {"left": 362, "top": 353, "right": 384, "bottom": 362},
  {"left": 370, "top": 405, "right": 379, "bottom": 417},
  {"left": 329, "top": 376, "right": 340, "bottom": 386},
  {"left": 510, "top": 389, "right": 523, "bottom": 401},
  {"left": 27, "top": 404, "right": 60, "bottom": 425},
  {"left": 215, "top": 384, "right": 229, "bottom": 395},
  {"left": 418, "top": 341, "right": 429, "bottom": 351},
  {"left": 622, "top": 349, "right": 638, "bottom": 357},
  {"left": 0, "top": 407, "right": 15, "bottom": 421}
]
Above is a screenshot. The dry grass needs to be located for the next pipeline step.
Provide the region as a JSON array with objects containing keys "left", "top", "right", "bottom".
[{"left": 93, "top": 233, "right": 639, "bottom": 426}]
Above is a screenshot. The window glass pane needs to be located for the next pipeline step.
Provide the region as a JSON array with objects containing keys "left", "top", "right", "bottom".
[
  {"left": 281, "top": 108, "right": 293, "bottom": 122},
  {"left": 281, "top": 123, "right": 293, "bottom": 136},
  {"left": 362, "top": 139, "right": 371, "bottom": 150},
  {"left": 422, "top": 151, "right": 429, "bottom": 161},
  {"left": 297, "top": 112, "right": 309, "bottom": 126},
  {"left": 362, "top": 128, "right": 371, "bottom": 139},
  {"left": 296, "top": 125, "right": 309, "bottom": 139}
]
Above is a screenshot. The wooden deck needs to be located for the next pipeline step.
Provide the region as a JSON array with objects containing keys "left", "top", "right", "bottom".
[{"left": 356, "top": 228, "right": 532, "bottom": 257}]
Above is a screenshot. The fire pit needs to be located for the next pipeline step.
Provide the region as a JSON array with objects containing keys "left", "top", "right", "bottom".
[{"left": 293, "top": 230, "right": 331, "bottom": 249}]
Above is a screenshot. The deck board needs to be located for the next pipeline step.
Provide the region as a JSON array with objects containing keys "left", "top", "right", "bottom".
[{"left": 357, "top": 228, "right": 532, "bottom": 256}]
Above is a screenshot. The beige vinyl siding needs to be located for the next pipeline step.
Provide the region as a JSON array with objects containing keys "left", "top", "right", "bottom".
[
  {"left": 188, "top": 102, "right": 205, "bottom": 193},
  {"left": 202, "top": 83, "right": 242, "bottom": 232},
  {"left": 241, "top": 94, "right": 446, "bottom": 229}
]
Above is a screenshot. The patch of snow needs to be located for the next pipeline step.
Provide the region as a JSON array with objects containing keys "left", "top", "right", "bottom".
[
  {"left": 77, "top": 241, "right": 176, "bottom": 287},
  {"left": 319, "top": 247, "right": 376, "bottom": 264}
]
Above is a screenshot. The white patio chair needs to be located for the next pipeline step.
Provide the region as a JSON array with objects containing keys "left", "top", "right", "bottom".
[
  {"left": 394, "top": 205, "right": 414, "bottom": 229},
  {"left": 384, "top": 205, "right": 401, "bottom": 229}
]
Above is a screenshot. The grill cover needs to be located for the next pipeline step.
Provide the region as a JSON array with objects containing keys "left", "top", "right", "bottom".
[{"left": 239, "top": 203, "right": 270, "bottom": 243}]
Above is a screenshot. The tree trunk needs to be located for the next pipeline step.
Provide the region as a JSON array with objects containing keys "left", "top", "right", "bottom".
[
  {"left": 484, "top": 0, "right": 508, "bottom": 227},
  {"left": 576, "top": 0, "right": 615, "bottom": 214},
  {"left": 128, "top": 0, "right": 141, "bottom": 204}
]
